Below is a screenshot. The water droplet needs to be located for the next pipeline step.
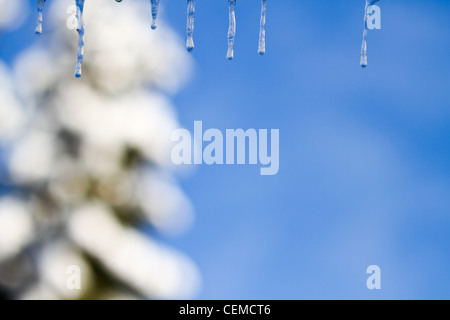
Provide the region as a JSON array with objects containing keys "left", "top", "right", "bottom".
[
  {"left": 75, "top": 0, "right": 85, "bottom": 78},
  {"left": 151, "top": 0, "right": 160, "bottom": 30},
  {"left": 186, "top": 0, "right": 195, "bottom": 52},
  {"left": 258, "top": 0, "right": 267, "bottom": 56},
  {"left": 226, "top": 0, "right": 236, "bottom": 60},
  {"left": 35, "top": 0, "right": 46, "bottom": 35}
]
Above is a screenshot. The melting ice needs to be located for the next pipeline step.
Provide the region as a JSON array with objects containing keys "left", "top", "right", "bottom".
[
  {"left": 361, "top": 0, "right": 380, "bottom": 68},
  {"left": 35, "top": 0, "right": 45, "bottom": 35},
  {"left": 226, "top": 0, "right": 237, "bottom": 60},
  {"left": 258, "top": 0, "right": 267, "bottom": 56},
  {"left": 151, "top": 0, "right": 160, "bottom": 30},
  {"left": 186, "top": 0, "right": 195, "bottom": 52},
  {"left": 75, "top": 0, "right": 85, "bottom": 78}
]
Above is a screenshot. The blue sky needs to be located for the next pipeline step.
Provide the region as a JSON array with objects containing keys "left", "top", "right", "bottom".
[{"left": 2, "top": 0, "right": 450, "bottom": 299}]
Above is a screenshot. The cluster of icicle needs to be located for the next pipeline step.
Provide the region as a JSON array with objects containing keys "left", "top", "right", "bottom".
[
  {"left": 34, "top": 0, "right": 267, "bottom": 78},
  {"left": 35, "top": 0, "right": 85, "bottom": 77},
  {"left": 34, "top": 0, "right": 376, "bottom": 78},
  {"left": 119, "top": 0, "right": 268, "bottom": 59}
]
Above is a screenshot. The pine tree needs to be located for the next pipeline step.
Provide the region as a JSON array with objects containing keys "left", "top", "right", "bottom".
[{"left": 0, "top": 0, "right": 199, "bottom": 300}]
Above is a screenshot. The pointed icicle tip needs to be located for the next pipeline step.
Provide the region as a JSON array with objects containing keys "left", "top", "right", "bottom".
[
  {"left": 360, "top": 39, "right": 368, "bottom": 68},
  {"left": 226, "top": 0, "right": 237, "bottom": 60},
  {"left": 186, "top": 0, "right": 195, "bottom": 52},
  {"left": 35, "top": 0, "right": 46, "bottom": 35},
  {"left": 151, "top": 0, "right": 160, "bottom": 30}
]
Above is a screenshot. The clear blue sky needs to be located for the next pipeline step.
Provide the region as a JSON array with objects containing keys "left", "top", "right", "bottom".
[{"left": 2, "top": 0, "right": 450, "bottom": 299}]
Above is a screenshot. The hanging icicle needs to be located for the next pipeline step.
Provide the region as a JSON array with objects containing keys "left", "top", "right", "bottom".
[
  {"left": 35, "top": 0, "right": 46, "bottom": 35},
  {"left": 186, "top": 0, "right": 195, "bottom": 52},
  {"left": 360, "top": 0, "right": 369, "bottom": 67},
  {"left": 43, "top": 1, "right": 408, "bottom": 77},
  {"left": 226, "top": 0, "right": 237, "bottom": 60},
  {"left": 151, "top": 0, "right": 161, "bottom": 30},
  {"left": 360, "top": 0, "right": 380, "bottom": 68},
  {"left": 258, "top": 0, "right": 267, "bottom": 56},
  {"left": 75, "top": 0, "right": 85, "bottom": 78}
]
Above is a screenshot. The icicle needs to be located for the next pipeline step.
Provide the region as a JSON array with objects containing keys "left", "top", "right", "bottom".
[
  {"left": 258, "top": 0, "right": 267, "bottom": 56},
  {"left": 151, "top": 0, "right": 160, "bottom": 30},
  {"left": 186, "top": 0, "right": 195, "bottom": 52},
  {"left": 360, "top": 0, "right": 380, "bottom": 68},
  {"left": 360, "top": 0, "right": 369, "bottom": 67},
  {"left": 75, "top": 0, "right": 85, "bottom": 78},
  {"left": 226, "top": 0, "right": 237, "bottom": 60},
  {"left": 35, "top": 0, "right": 45, "bottom": 35}
]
